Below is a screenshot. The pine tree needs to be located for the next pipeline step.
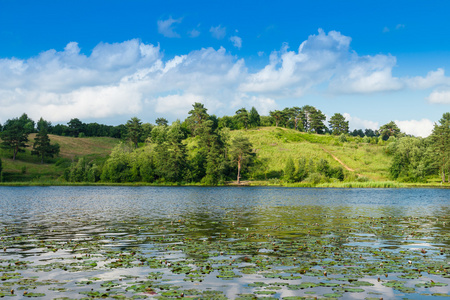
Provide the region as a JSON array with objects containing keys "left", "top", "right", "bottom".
[
  {"left": 229, "top": 136, "right": 254, "bottom": 184},
  {"left": 126, "top": 117, "right": 142, "bottom": 148},
  {"left": 32, "top": 128, "right": 60, "bottom": 163},
  {"left": 248, "top": 107, "right": 261, "bottom": 128},
  {"left": 1, "top": 117, "right": 30, "bottom": 160},
  {"left": 329, "top": 113, "right": 349, "bottom": 135}
]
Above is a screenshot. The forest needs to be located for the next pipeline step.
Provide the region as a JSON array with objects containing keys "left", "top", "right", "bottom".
[{"left": 0, "top": 103, "right": 449, "bottom": 185}]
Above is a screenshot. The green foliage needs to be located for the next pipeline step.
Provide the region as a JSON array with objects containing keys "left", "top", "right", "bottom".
[
  {"left": 235, "top": 108, "right": 249, "bottom": 129},
  {"left": 329, "top": 113, "right": 349, "bottom": 135},
  {"left": 379, "top": 121, "right": 401, "bottom": 141},
  {"left": 283, "top": 157, "right": 296, "bottom": 182},
  {"left": 230, "top": 135, "right": 255, "bottom": 184},
  {"left": 31, "top": 127, "right": 60, "bottom": 163},
  {"left": 1, "top": 115, "right": 31, "bottom": 160},
  {"left": 248, "top": 107, "right": 261, "bottom": 128},
  {"left": 126, "top": 117, "right": 142, "bottom": 148},
  {"left": 186, "top": 102, "right": 209, "bottom": 136}
]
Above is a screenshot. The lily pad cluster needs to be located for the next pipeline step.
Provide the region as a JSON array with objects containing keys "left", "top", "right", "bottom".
[{"left": 0, "top": 206, "right": 449, "bottom": 299}]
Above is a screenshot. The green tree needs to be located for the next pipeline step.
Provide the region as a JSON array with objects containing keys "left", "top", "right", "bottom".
[
  {"left": 186, "top": 102, "right": 209, "bottom": 136},
  {"left": 155, "top": 117, "right": 168, "bottom": 127},
  {"left": 329, "top": 113, "right": 349, "bottom": 135},
  {"left": 269, "top": 110, "right": 285, "bottom": 127},
  {"left": 67, "top": 118, "right": 84, "bottom": 137},
  {"left": 32, "top": 127, "right": 60, "bottom": 163},
  {"left": 229, "top": 136, "right": 255, "bottom": 184},
  {"left": 0, "top": 117, "right": 30, "bottom": 160},
  {"left": 126, "top": 117, "right": 143, "bottom": 148},
  {"left": 284, "top": 157, "right": 296, "bottom": 182},
  {"left": 379, "top": 121, "right": 401, "bottom": 141},
  {"left": 299, "top": 106, "right": 326, "bottom": 133},
  {"left": 431, "top": 113, "right": 450, "bottom": 182},
  {"left": 248, "top": 107, "right": 261, "bottom": 128},
  {"left": 235, "top": 108, "right": 249, "bottom": 129}
]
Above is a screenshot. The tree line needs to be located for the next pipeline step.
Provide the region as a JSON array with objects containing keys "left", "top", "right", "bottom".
[{"left": 1, "top": 104, "right": 449, "bottom": 184}]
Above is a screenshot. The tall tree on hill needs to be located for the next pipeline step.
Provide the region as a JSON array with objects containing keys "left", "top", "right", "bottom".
[
  {"left": 379, "top": 121, "right": 401, "bottom": 141},
  {"left": 32, "top": 119, "right": 60, "bottom": 163},
  {"left": 290, "top": 107, "right": 302, "bottom": 130},
  {"left": 329, "top": 113, "right": 349, "bottom": 135},
  {"left": 269, "top": 110, "right": 285, "bottom": 127},
  {"left": 431, "top": 112, "right": 450, "bottom": 182},
  {"left": 126, "top": 117, "right": 143, "bottom": 148},
  {"left": 303, "top": 106, "right": 326, "bottom": 134},
  {"left": 186, "top": 102, "right": 209, "bottom": 136},
  {"left": 235, "top": 108, "right": 249, "bottom": 129},
  {"left": 229, "top": 136, "right": 254, "bottom": 184},
  {"left": 0, "top": 117, "right": 30, "bottom": 160},
  {"left": 155, "top": 117, "right": 168, "bottom": 127},
  {"left": 68, "top": 118, "right": 84, "bottom": 137},
  {"left": 248, "top": 107, "right": 261, "bottom": 128}
]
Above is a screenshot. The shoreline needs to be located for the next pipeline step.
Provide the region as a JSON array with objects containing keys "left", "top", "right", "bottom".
[{"left": 0, "top": 181, "right": 449, "bottom": 188}]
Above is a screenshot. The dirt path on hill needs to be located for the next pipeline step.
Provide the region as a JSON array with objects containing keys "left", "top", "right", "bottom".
[{"left": 321, "top": 147, "right": 363, "bottom": 176}]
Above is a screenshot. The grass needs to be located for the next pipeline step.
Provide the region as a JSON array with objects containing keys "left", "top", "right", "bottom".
[
  {"left": 230, "top": 127, "right": 392, "bottom": 181},
  {"left": 0, "top": 127, "right": 446, "bottom": 187},
  {"left": 1, "top": 135, "right": 120, "bottom": 182}
]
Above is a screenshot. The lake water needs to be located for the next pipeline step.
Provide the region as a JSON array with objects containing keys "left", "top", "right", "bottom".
[{"left": 0, "top": 186, "right": 449, "bottom": 299}]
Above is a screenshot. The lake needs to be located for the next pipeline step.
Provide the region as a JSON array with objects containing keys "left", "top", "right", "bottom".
[{"left": 0, "top": 186, "right": 449, "bottom": 299}]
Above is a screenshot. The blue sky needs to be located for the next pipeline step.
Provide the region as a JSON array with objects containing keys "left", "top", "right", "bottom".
[{"left": 1, "top": 0, "right": 450, "bottom": 136}]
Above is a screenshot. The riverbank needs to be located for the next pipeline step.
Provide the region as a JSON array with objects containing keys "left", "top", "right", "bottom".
[{"left": 1, "top": 180, "right": 449, "bottom": 188}]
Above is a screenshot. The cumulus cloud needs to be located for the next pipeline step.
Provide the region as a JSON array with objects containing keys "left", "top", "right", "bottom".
[
  {"left": 210, "top": 25, "right": 226, "bottom": 39},
  {"left": 395, "top": 119, "right": 434, "bottom": 137},
  {"left": 1, "top": 29, "right": 449, "bottom": 125},
  {"left": 342, "top": 113, "right": 378, "bottom": 130},
  {"left": 157, "top": 17, "right": 182, "bottom": 38},
  {"left": 229, "top": 36, "right": 242, "bottom": 49},
  {"left": 426, "top": 90, "right": 450, "bottom": 104}
]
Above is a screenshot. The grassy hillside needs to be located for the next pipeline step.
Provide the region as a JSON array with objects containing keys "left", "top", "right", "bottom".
[
  {"left": 229, "top": 127, "right": 392, "bottom": 181},
  {"left": 0, "top": 127, "right": 406, "bottom": 185},
  {"left": 0, "top": 135, "right": 119, "bottom": 182}
]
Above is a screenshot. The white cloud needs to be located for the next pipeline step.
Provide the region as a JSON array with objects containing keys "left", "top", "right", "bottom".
[
  {"left": 157, "top": 17, "right": 182, "bottom": 38},
  {"left": 426, "top": 90, "right": 450, "bottom": 104},
  {"left": 395, "top": 119, "right": 434, "bottom": 137},
  {"left": 230, "top": 36, "right": 242, "bottom": 49},
  {"left": 210, "top": 25, "right": 226, "bottom": 39},
  {"left": 406, "top": 68, "right": 450, "bottom": 89},
  {"left": 188, "top": 28, "right": 200, "bottom": 38},
  {"left": 1, "top": 29, "right": 450, "bottom": 125},
  {"left": 343, "top": 113, "right": 378, "bottom": 130}
]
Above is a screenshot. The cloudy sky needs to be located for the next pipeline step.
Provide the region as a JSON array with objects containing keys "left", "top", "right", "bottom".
[{"left": 1, "top": 0, "right": 450, "bottom": 137}]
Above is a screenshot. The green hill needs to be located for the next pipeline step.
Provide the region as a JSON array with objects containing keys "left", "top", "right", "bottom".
[
  {"left": 0, "top": 127, "right": 439, "bottom": 186},
  {"left": 0, "top": 134, "right": 119, "bottom": 182},
  {"left": 229, "top": 127, "right": 391, "bottom": 182}
]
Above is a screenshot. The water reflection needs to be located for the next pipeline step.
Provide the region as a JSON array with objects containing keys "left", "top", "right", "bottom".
[{"left": 0, "top": 186, "right": 449, "bottom": 299}]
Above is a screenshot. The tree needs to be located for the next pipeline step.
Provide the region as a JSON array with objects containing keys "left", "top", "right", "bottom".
[
  {"left": 300, "top": 106, "right": 326, "bottom": 133},
  {"left": 248, "top": 107, "right": 261, "bottom": 128},
  {"left": 32, "top": 128, "right": 60, "bottom": 163},
  {"left": 186, "top": 102, "right": 209, "bottom": 136},
  {"left": 229, "top": 136, "right": 254, "bottom": 184},
  {"left": 67, "top": 118, "right": 84, "bottom": 137},
  {"left": 36, "top": 117, "right": 51, "bottom": 132},
  {"left": 0, "top": 117, "right": 30, "bottom": 160},
  {"left": 284, "top": 157, "right": 296, "bottom": 182},
  {"left": 379, "top": 121, "right": 401, "bottom": 141},
  {"left": 126, "top": 117, "right": 142, "bottom": 148},
  {"left": 269, "top": 110, "right": 285, "bottom": 127},
  {"left": 235, "top": 108, "right": 249, "bottom": 129},
  {"left": 431, "top": 112, "right": 450, "bottom": 182},
  {"left": 155, "top": 117, "right": 168, "bottom": 127},
  {"left": 329, "top": 113, "right": 349, "bottom": 135}
]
